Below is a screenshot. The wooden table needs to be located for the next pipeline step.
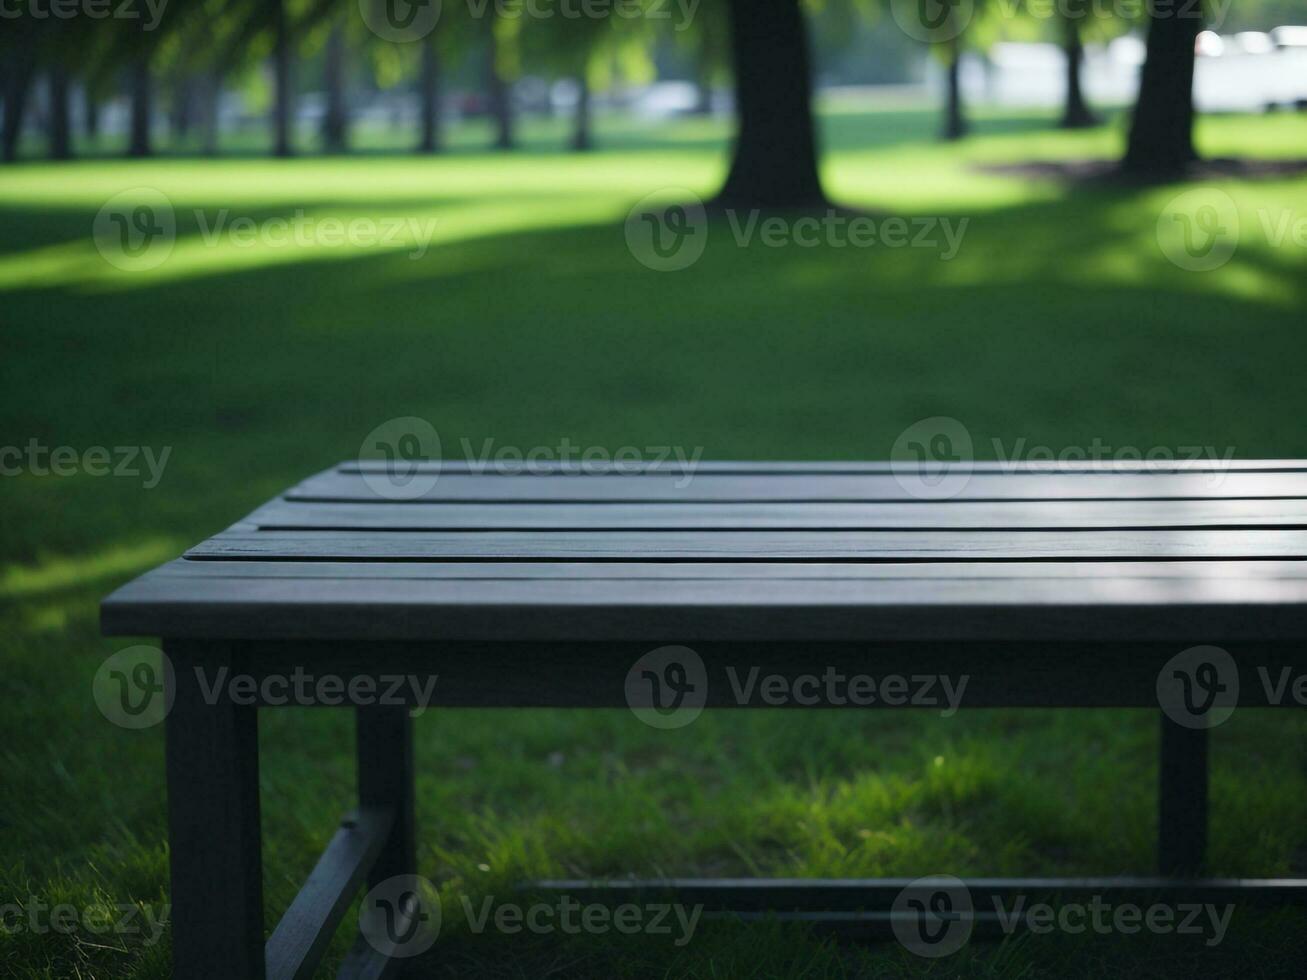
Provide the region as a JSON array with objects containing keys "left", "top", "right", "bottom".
[{"left": 102, "top": 460, "right": 1307, "bottom": 977}]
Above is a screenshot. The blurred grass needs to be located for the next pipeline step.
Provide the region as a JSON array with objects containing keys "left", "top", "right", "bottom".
[{"left": 2, "top": 105, "right": 1307, "bottom": 977}]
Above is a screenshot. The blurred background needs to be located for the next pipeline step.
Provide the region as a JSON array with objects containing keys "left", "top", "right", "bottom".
[
  {"left": 2, "top": 0, "right": 1306, "bottom": 158},
  {"left": 3, "top": 1, "right": 1307, "bottom": 977}
]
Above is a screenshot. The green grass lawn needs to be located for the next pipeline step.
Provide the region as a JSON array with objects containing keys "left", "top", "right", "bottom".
[{"left": 2, "top": 105, "right": 1307, "bottom": 978}]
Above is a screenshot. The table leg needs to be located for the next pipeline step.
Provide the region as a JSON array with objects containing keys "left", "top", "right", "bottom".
[
  {"left": 1158, "top": 712, "right": 1208, "bottom": 876},
  {"left": 357, "top": 705, "right": 416, "bottom": 889},
  {"left": 165, "top": 642, "right": 265, "bottom": 980}
]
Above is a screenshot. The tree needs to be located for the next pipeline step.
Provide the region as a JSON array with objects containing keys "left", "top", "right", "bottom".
[
  {"left": 2, "top": 58, "right": 34, "bottom": 163},
  {"left": 47, "top": 66, "right": 72, "bottom": 159},
  {"left": 1122, "top": 0, "right": 1203, "bottom": 176},
  {"left": 877, "top": 0, "right": 981, "bottom": 142},
  {"left": 940, "top": 32, "right": 966, "bottom": 140},
  {"left": 520, "top": 2, "right": 648, "bottom": 153},
  {"left": 272, "top": 0, "right": 295, "bottom": 156},
  {"left": 417, "top": 36, "right": 442, "bottom": 153},
  {"left": 322, "top": 18, "right": 349, "bottom": 152},
  {"left": 1058, "top": 1, "right": 1098, "bottom": 128},
  {"left": 714, "top": 0, "right": 825, "bottom": 209},
  {"left": 128, "top": 52, "right": 153, "bottom": 157},
  {"left": 484, "top": 13, "right": 517, "bottom": 150}
]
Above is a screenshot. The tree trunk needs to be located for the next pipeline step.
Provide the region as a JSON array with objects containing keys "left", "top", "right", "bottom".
[
  {"left": 2, "top": 54, "right": 34, "bottom": 163},
  {"left": 200, "top": 72, "right": 221, "bottom": 155},
  {"left": 1123, "top": 0, "right": 1202, "bottom": 176},
  {"left": 48, "top": 66, "right": 72, "bottom": 160},
  {"left": 417, "top": 38, "right": 441, "bottom": 153},
  {"left": 322, "top": 23, "right": 348, "bottom": 153},
  {"left": 942, "top": 36, "right": 967, "bottom": 141},
  {"left": 170, "top": 77, "right": 194, "bottom": 145},
  {"left": 571, "top": 75, "right": 592, "bottom": 151},
  {"left": 1060, "top": 12, "right": 1098, "bottom": 128},
  {"left": 128, "top": 54, "right": 152, "bottom": 158},
  {"left": 84, "top": 92, "right": 100, "bottom": 141},
  {"left": 692, "top": 40, "right": 714, "bottom": 115},
  {"left": 693, "top": 78, "right": 712, "bottom": 115},
  {"left": 485, "top": 23, "right": 514, "bottom": 150},
  {"left": 273, "top": 0, "right": 294, "bottom": 157},
  {"left": 715, "top": 0, "right": 824, "bottom": 209}
]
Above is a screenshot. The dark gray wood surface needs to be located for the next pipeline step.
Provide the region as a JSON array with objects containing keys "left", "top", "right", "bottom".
[{"left": 102, "top": 460, "right": 1307, "bottom": 641}]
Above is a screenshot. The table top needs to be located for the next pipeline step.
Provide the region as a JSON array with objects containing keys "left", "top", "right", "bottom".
[{"left": 101, "top": 460, "right": 1307, "bottom": 643}]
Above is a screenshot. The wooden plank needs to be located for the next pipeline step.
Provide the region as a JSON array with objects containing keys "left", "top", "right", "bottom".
[
  {"left": 288, "top": 470, "right": 1307, "bottom": 503},
  {"left": 185, "top": 529, "right": 1307, "bottom": 562},
  {"left": 127, "top": 557, "right": 1307, "bottom": 582},
  {"left": 105, "top": 572, "right": 1307, "bottom": 640},
  {"left": 165, "top": 641, "right": 265, "bottom": 980},
  {"left": 247, "top": 498, "right": 1307, "bottom": 531},
  {"left": 265, "top": 807, "right": 394, "bottom": 980},
  {"left": 342, "top": 459, "right": 1307, "bottom": 475}
]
